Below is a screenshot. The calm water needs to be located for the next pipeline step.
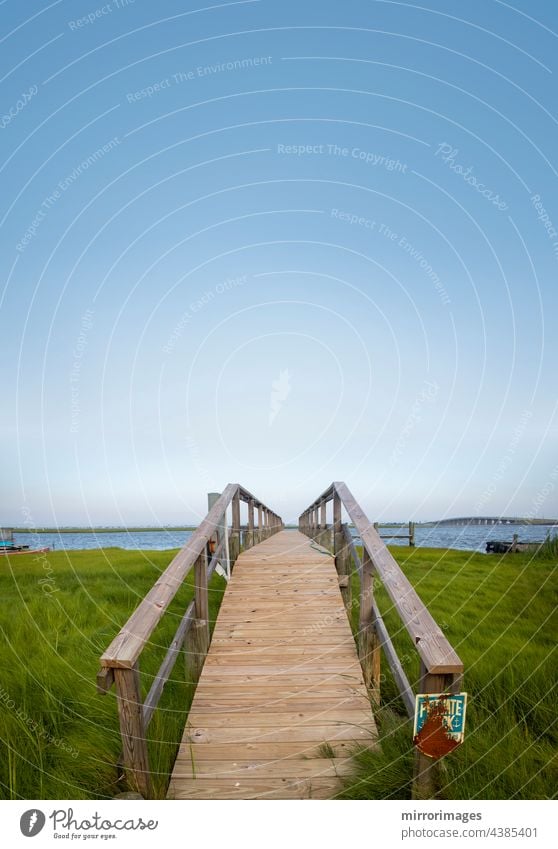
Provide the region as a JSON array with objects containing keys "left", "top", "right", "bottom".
[
  {"left": 11, "top": 524, "right": 556, "bottom": 554},
  {"left": 353, "top": 523, "right": 555, "bottom": 553},
  {"left": 13, "top": 530, "right": 194, "bottom": 552}
]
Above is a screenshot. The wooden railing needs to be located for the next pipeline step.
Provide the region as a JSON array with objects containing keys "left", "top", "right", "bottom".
[
  {"left": 374, "top": 521, "right": 415, "bottom": 547},
  {"left": 299, "top": 482, "right": 464, "bottom": 799},
  {"left": 97, "top": 484, "right": 282, "bottom": 797}
]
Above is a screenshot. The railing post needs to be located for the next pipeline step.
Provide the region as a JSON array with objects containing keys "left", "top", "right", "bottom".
[
  {"left": 208, "top": 492, "right": 229, "bottom": 577},
  {"left": 413, "top": 666, "right": 457, "bottom": 799},
  {"left": 358, "top": 550, "right": 381, "bottom": 704},
  {"left": 246, "top": 498, "right": 255, "bottom": 548},
  {"left": 258, "top": 504, "right": 263, "bottom": 545},
  {"left": 319, "top": 500, "right": 328, "bottom": 549},
  {"left": 333, "top": 491, "right": 350, "bottom": 609},
  {"left": 230, "top": 490, "right": 241, "bottom": 564},
  {"left": 113, "top": 663, "right": 151, "bottom": 798},
  {"left": 185, "top": 552, "right": 209, "bottom": 683}
]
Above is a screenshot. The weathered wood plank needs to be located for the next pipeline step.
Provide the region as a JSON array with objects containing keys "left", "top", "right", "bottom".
[{"left": 168, "top": 529, "right": 377, "bottom": 799}]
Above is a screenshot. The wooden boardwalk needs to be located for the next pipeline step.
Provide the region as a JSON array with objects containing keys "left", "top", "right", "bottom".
[{"left": 167, "top": 530, "right": 377, "bottom": 800}]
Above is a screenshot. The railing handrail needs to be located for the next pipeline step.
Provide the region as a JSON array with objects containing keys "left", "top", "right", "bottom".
[
  {"left": 100, "top": 484, "right": 280, "bottom": 669},
  {"left": 97, "top": 484, "right": 282, "bottom": 797},
  {"left": 299, "top": 482, "right": 463, "bottom": 675}
]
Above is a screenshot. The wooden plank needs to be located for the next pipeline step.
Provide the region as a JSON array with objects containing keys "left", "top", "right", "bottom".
[
  {"left": 174, "top": 740, "right": 361, "bottom": 760},
  {"left": 184, "top": 723, "right": 376, "bottom": 744},
  {"left": 186, "top": 709, "right": 373, "bottom": 727},
  {"left": 168, "top": 777, "right": 343, "bottom": 800},
  {"left": 171, "top": 757, "right": 355, "bottom": 779},
  {"left": 191, "top": 696, "right": 370, "bottom": 711}
]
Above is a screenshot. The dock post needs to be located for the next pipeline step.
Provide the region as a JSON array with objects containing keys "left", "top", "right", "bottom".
[
  {"left": 230, "top": 490, "right": 241, "bottom": 564},
  {"left": 412, "top": 666, "right": 459, "bottom": 799},
  {"left": 319, "top": 499, "right": 328, "bottom": 549},
  {"left": 185, "top": 552, "right": 210, "bottom": 683},
  {"left": 333, "top": 491, "right": 351, "bottom": 610},
  {"left": 358, "top": 551, "right": 381, "bottom": 705},
  {"left": 208, "top": 492, "right": 230, "bottom": 578},
  {"left": 113, "top": 664, "right": 152, "bottom": 798},
  {"left": 257, "top": 504, "right": 263, "bottom": 545},
  {"left": 246, "top": 498, "right": 255, "bottom": 548},
  {"left": 409, "top": 521, "right": 415, "bottom": 547}
]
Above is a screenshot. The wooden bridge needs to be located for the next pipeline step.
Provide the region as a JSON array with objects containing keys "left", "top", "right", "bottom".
[{"left": 98, "top": 483, "right": 463, "bottom": 800}]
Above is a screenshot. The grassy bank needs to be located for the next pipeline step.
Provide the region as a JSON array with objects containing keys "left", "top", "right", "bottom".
[
  {"left": 0, "top": 548, "right": 225, "bottom": 799},
  {"left": 341, "top": 546, "right": 557, "bottom": 799},
  {"left": 0, "top": 544, "right": 555, "bottom": 799}
]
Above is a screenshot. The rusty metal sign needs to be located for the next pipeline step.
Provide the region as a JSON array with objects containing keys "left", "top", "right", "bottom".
[{"left": 413, "top": 692, "right": 468, "bottom": 759}]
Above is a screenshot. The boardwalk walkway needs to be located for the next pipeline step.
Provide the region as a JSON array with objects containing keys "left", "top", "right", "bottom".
[{"left": 167, "top": 530, "right": 377, "bottom": 799}]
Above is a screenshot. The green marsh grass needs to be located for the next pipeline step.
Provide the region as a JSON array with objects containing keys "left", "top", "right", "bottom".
[
  {"left": 341, "top": 546, "right": 557, "bottom": 799},
  {"left": 0, "top": 547, "right": 225, "bottom": 799},
  {"left": 0, "top": 543, "right": 556, "bottom": 799}
]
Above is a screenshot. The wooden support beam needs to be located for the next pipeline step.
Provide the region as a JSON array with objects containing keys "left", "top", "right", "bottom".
[
  {"left": 246, "top": 498, "right": 255, "bottom": 549},
  {"left": 185, "top": 618, "right": 209, "bottom": 684},
  {"left": 184, "top": 552, "right": 210, "bottom": 684},
  {"left": 358, "top": 551, "right": 381, "bottom": 705},
  {"left": 412, "top": 666, "right": 458, "bottom": 799},
  {"left": 333, "top": 493, "right": 350, "bottom": 609},
  {"left": 230, "top": 490, "right": 241, "bottom": 563},
  {"left": 113, "top": 664, "right": 151, "bottom": 798},
  {"left": 194, "top": 551, "right": 209, "bottom": 623}
]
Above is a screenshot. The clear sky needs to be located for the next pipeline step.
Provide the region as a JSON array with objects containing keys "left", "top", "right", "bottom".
[{"left": 1, "top": 0, "right": 557, "bottom": 526}]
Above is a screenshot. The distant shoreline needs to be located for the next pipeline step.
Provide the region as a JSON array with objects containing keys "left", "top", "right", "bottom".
[
  {"left": 9, "top": 519, "right": 557, "bottom": 533},
  {"left": 11, "top": 526, "right": 198, "bottom": 534}
]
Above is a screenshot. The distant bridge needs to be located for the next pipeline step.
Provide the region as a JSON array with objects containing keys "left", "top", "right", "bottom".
[{"left": 426, "top": 517, "right": 558, "bottom": 527}]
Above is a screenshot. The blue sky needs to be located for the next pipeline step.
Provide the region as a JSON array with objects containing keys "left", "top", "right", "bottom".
[{"left": 1, "top": 0, "right": 557, "bottom": 525}]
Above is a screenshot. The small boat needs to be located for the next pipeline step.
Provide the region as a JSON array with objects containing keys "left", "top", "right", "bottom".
[
  {"left": 486, "top": 538, "right": 543, "bottom": 554},
  {"left": 0, "top": 545, "right": 50, "bottom": 556},
  {"left": 0, "top": 527, "right": 50, "bottom": 556}
]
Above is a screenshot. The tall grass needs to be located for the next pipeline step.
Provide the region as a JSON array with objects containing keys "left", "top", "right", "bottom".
[
  {"left": 0, "top": 548, "right": 225, "bottom": 799},
  {"left": 1, "top": 543, "right": 556, "bottom": 799},
  {"left": 534, "top": 532, "right": 558, "bottom": 561},
  {"left": 341, "top": 546, "right": 557, "bottom": 799}
]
